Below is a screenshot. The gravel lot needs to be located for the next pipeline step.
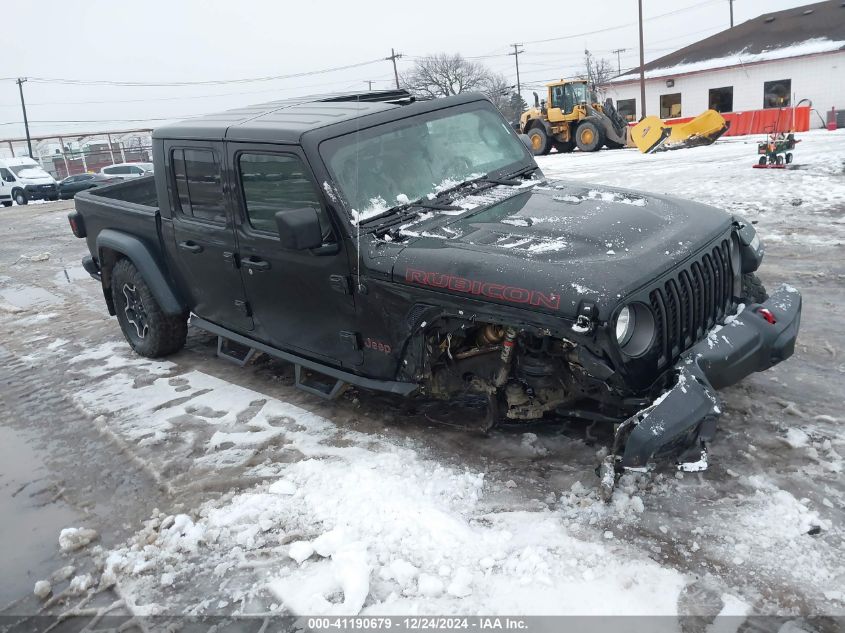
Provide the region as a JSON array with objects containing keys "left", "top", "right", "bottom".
[{"left": 1, "top": 130, "right": 843, "bottom": 627}]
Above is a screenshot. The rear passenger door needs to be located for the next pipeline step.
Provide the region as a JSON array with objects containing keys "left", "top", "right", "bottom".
[
  {"left": 228, "top": 144, "right": 359, "bottom": 367},
  {"left": 166, "top": 143, "right": 253, "bottom": 332}
]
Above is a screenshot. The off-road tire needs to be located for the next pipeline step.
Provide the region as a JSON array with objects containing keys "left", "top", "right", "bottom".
[
  {"left": 111, "top": 258, "right": 187, "bottom": 357},
  {"left": 758, "top": 156, "right": 767, "bottom": 166},
  {"left": 741, "top": 272, "right": 768, "bottom": 304},
  {"left": 13, "top": 189, "right": 27, "bottom": 205},
  {"left": 552, "top": 140, "right": 575, "bottom": 153},
  {"left": 575, "top": 120, "right": 604, "bottom": 152},
  {"left": 527, "top": 126, "right": 551, "bottom": 156}
]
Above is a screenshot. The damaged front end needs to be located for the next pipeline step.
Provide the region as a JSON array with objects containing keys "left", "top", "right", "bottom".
[{"left": 601, "top": 284, "right": 802, "bottom": 499}]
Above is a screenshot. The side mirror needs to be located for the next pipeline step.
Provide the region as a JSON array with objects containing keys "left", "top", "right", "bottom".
[
  {"left": 275, "top": 207, "right": 323, "bottom": 250},
  {"left": 518, "top": 134, "right": 533, "bottom": 150}
]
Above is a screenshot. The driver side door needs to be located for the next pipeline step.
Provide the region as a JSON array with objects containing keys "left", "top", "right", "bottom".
[{"left": 227, "top": 143, "right": 360, "bottom": 368}]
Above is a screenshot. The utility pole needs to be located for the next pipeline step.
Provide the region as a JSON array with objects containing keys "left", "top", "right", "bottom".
[
  {"left": 386, "top": 48, "right": 403, "bottom": 89},
  {"left": 509, "top": 43, "right": 524, "bottom": 101},
  {"left": 365, "top": 80, "right": 374, "bottom": 91},
  {"left": 611, "top": 48, "right": 627, "bottom": 75},
  {"left": 638, "top": 0, "right": 647, "bottom": 118},
  {"left": 16, "top": 78, "right": 33, "bottom": 158},
  {"left": 729, "top": 0, "right": 734, "bottom": 27}
]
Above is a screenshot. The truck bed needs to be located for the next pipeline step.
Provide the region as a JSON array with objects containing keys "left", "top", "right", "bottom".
[{"left": 75, "top": 176, "right": 163, "bottom": 268}]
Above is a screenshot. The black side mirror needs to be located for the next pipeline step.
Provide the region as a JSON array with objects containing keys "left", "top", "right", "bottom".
[{"left": 275, "top": 207, "right": 323, "bottom": 250}]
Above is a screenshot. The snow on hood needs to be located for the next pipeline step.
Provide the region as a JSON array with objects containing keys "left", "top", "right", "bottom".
[{"left": 610, "top": 38, "right": 845, "bottom": 82}]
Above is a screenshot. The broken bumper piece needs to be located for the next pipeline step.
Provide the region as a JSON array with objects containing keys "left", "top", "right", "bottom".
[{"left": 619, "top": 284, "right": 802, "bottom": 469}]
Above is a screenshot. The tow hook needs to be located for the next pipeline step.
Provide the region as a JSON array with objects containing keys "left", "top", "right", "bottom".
[
  {"left": 757, "top": 307, "right": 777, "bottom": 324},
  {"left": 572, "top": 300, "right": 598, "bottom": 334}
]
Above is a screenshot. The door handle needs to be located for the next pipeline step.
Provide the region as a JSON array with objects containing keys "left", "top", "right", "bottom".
[
  {"left": 178, "top": 241, "right": 203, "bottom": 254},
  {"left": 242, "top": 257, "right": 270, "bottom": 271}
]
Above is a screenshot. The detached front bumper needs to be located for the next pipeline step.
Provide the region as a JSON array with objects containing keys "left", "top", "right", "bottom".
[{"left": 619, "top": 284, "right": 802, "bottom": 469}]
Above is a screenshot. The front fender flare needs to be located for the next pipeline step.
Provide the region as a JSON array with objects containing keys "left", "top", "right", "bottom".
[{"left": 96, "top": 229, "right": 185, "bottom": 316}]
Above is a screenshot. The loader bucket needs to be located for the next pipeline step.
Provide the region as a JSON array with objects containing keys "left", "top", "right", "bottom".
[
  {"left": 628, "top": 116, "right": 673, "bottom": 153},
  {"left": 656, "top": 109, "right": 729, "bottom": 152}
]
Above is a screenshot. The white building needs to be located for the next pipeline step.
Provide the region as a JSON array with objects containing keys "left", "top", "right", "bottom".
[{"left": 606, "top": 0, "right": 845, "bottom": 129}]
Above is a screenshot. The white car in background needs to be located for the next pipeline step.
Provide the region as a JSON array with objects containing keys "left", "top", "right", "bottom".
[
  {"left": 0, "top": 157, "right": 59, "bottom": 206},
  {"left": 100, "top": 162, "right": 154, "bottom": 180}
]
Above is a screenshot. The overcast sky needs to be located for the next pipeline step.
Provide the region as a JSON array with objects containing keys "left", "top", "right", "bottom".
[{"left": 0, "top": 0, "right": 817, "bottom": 141}]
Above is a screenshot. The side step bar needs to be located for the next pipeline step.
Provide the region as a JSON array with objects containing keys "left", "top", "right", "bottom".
[
  {"left": 190, "top": 315, "right": 418, "bottom": 399},
  {"left": 217, "top": 336, "right": 255, "bottom": 367}
]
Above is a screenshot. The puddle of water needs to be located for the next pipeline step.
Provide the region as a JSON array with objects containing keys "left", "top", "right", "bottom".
[
  {"left": 0, "top": 425, "right": 79, "bottom": 606},
  {"left": 0, "top": 286, "right": 62, "bottom": 310}
]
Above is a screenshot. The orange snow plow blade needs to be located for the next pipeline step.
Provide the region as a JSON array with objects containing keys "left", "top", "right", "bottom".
[{"left": 629, "top": 110, "right": 730, "bottom": 154}]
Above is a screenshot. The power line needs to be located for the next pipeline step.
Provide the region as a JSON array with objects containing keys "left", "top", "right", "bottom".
[
  {"left": 519, "top": 0, "right": 721, "bottom": 45},
  {"left": 15, "top": 58, "right": 385, "bottom": 87}
]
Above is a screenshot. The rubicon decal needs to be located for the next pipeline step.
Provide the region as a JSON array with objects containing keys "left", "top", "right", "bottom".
[{"left": 404, "top": 269, "right": 560, "bottom": 310}]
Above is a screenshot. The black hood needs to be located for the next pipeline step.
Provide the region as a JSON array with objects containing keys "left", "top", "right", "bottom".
[{"left": 387, "top": 180, "right": 733, "bottom": 320}]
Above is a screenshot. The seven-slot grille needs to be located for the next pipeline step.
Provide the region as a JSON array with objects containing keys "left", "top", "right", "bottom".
[{"left": 650, "top": 237, "right": 735, "bottom": 368}]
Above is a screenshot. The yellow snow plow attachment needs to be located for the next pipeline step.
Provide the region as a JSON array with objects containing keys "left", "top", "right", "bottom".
[{"left": 629, "top": 109, "right": 730, "bottom": 154}]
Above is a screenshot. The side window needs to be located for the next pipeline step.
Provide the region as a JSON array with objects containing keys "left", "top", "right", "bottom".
[
  {"left": 617, "top": 99, "right": 636, "bottom": 122},
  {"left": 172, "top": 148, "right": 225, "bottom": 223},
  {"left": 763, "top": 79, "right": 791, "bottom": 108},
  {"left": 79, "top": 174, "right": 94, "bottom": 181},
  {"left": 0, "top": 168, "right": 14, "bottom": 182},
  {"left": 102, "top": 167, "right": 115, "bottom": 175},
  {"left": 238, "top": 153, "right": 329, "bottom": 238}
]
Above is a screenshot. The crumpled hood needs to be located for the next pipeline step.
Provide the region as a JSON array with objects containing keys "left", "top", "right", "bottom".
[{"left": 391, "top": 179, "right": 733, "bottom": 319}]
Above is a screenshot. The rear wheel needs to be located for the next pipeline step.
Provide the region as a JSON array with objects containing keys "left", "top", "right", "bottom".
[
  {"left": 785, "top": 152, "right": 793, "bottom": 164},
  {"left": 741, "top": 273, "right": 768, "bottom": 304},
  {"left": 575, "top": 120, "right": 604, "bottom": 152},
  {"left": 111, "top": 258, "right": 187, "bottom": 357},
  {"left": 527, "top": 126, "right": 551, "bottom": 156},
  {"left": 13, "top": 189, "right": 27, "bottom": 206},
  {"left": 775, "top": 154, "right": 784, "bottom": 165},
  {"left": 758, "top": 156, "right": 767, "bottom": 166}
]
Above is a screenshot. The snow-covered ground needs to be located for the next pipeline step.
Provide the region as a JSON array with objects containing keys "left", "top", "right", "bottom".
[{"left": 1, "top": 130, "right": 843, "bottom": 624}]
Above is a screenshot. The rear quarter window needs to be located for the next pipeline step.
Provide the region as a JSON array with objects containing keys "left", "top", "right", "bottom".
[{"left": 172, "top": 148, "right": 225, "bottom": 224}]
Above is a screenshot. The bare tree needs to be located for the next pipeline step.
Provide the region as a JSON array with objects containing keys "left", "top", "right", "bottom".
[
  {"left": 402, "top": 54, "right": 501, "bottom": 100},
  {"left": 579, "top": 51, "right": 615, "bottom": 96}
]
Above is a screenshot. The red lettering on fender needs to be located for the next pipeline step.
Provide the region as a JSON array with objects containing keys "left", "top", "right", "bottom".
[{"left": 402, "top": 268, "right": 560, "bottom": 311}]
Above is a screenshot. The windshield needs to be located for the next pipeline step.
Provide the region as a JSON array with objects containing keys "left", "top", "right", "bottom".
[
  {"left": 9, "top": 163, "right": 50, "bottom": 178},
  {"left": 320, "top": 103, "right": 530, "bottom": 223}
]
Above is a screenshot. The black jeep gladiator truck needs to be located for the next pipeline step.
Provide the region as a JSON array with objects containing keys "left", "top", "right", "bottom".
[{"left": 69, "top": 90, "right": 801, "bottom": 496}]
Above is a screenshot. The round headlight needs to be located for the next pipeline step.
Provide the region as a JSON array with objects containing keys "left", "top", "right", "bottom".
[
  {"left": 615, "top": 306, "right": 634, "bottom": 345},
  {"left": 615, "top": 302, "right": 656, "bottom": 357}
]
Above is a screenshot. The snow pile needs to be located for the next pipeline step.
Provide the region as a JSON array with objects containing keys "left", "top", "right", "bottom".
[
  {"left": 86, "top": 367, "right": 686, "bottom": 616},
  {"left": 59, "top": 527, "right": 99, "bottom": 552}
]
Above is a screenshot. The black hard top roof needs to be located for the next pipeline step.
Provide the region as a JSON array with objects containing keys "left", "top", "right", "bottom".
[{"left": 153, "top": 90, "right": 426, "bottom": 143}]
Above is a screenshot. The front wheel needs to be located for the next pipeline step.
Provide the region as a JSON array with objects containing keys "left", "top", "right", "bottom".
[
  {"left": 527, "top": 126, "right": 551, "bottom": 156},
  {"left": 741, "top": 273, "right": 768, "bottom": 304},
  {"left": 13, "top": 189, "right": 27, "bottom": 206},
  {"left": 111, "top": 258, "right": 187, "bottom": 357}
]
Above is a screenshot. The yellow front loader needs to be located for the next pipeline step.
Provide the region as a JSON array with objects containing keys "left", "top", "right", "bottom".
[{"left": 518, "top": 79, "right": 729, "bottom": 155}]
